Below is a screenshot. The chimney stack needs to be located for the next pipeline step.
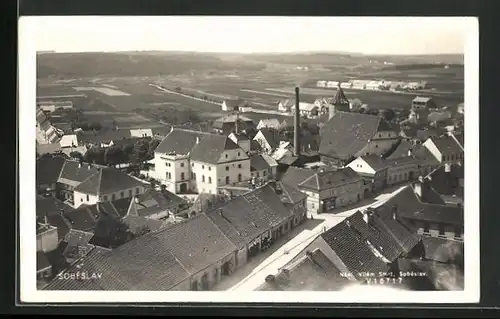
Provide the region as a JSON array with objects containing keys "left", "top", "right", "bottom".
[
  {"left": 444, "top": 163, "right": 451, "bottom": 173},
  {"left": 234, "top": 112, "right": 240, "bottom": 134},
  {"left": 294, "top": 87, "right": 301, "bottom": 157},
  {"left": 408, "top": 149, "right": 412, "bottom": 157}
]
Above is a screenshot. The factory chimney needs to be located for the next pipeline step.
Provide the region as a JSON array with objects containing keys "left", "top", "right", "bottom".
[{"left": 294, "top": 87, "right": 301, "bottom": 157}]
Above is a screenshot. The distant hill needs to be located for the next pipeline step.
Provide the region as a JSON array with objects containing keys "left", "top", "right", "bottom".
[{"left": 36, "top": 52, "right": 266, "bottom": 79}]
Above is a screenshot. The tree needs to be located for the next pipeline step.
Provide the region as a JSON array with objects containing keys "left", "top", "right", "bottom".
[
  {"left": 131, "top": 138, "right": 150, "bottom": 163},
  {"left": 380, "top": 108, "right": 396, "bottom": 122},
  {"left": 69, "top": 151, "right": 84, "bottom": 161},
  {"left": 104, "top": 145, "right": 125, "bottom": 165},
  {"left": 84, "top": 146, "right": 105, "bottom": 165}
]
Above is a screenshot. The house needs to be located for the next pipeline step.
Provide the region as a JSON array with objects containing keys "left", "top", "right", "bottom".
[
  {"left": 36, "top": 156, "right": 66, "bottom": 197},
  {"left": 425, "top": 164, "right": 464, "bottom": 206},
  {"left": 228, "top": 132, "right": 251, "bottom": 153},
  {"left": 77, "top": 130, "right": 135, "bottom": 148},
  {"left": 412, "top": 96, "right": 436, "bottom": 111},
  {"left": 260, "top": 209, "right": 424, "bottom": 290},
  {"left": 346, "top": 155, "right": 388, "bottom": 192},
  {"left": 293, "top": 102, "right": 319, "bottom": 118},
  {"left": 319, "top": 112, "right": 399, "bottom": 168},
  {"left": 278, "top": 99, "right": 294, "bottom": 113},
  {"left": 253, "top": 128, "right": 280, "bottom": 154},
  {"left": 281, "top": 166, "right": 364, "bottom": 214},
  {"left": 126, "top": 187, "right": 189, "bottom": 220},
  {"left": 340, "top": 82, "right": 353, "bottom": 89},
  {"left": 44, "top": 212, "right": 240, "bottom": 291},
  {"left": 423, "top": 135, "right": 464, "bottom": 165},
  {"left": 59, "top": 134, "right": 78, "bottom": 148},
  {"left": 151, "top": 128, "right": 251, "bottom": 195},
  {"left": 326, "top": 81, "right": 339, "bottom": 88},
  {"left": 316, "top": 80, "right": 327, "bottom": 88},
  {"left": 212, "top": 113, "right": 254, "bottom": 135},
  {"left": 351, "top": 79, "right": 370, "bottom": 90},
  {"left": 406, "top": 82, "right": 426, "bottom": 90},
  {"left": 428, "top": 110, "right": 452, "bottom": 125},
  {"left": 205, "top": 184, "right": 306, "bottom": 266},
  {"left": 376, "top": 180, "right": 464, "bottom": 241},
  {"left": 222, "top": 99, "right": 246, "bottom": 112},
  {"left": 37, "top": 223, "right": 59, "bottom": 253},
  {"left": 250, "top": 154, "right": 277, "bottom": 181},
  {"left": 36, "top": 196, "right": 73, "bottom": 242},
  {"left": 366, "top": 81, "right": 382, "bottom": 90},
  {"left": 130, "top": 128, "right": 153, "bottom": 138},
  {"left": 384, "top": 156, "right": 421, "bottom": 186},
  {"left": 256, "top": 118, "right": 282, "bottom": 130}
]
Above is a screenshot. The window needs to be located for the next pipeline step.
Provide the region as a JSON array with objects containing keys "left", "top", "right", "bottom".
[
  {"left": 238, "top": 164, "right": 242, "bottom": 169},
  {"left": 136, "top": 187, "right": 140, "bottom": 194},
  {"left": 202, "top": 175, "right": 205, "bottom": 182},
  {"left": 181, "top": 172, "right": 185, "bottom": 180},
  {"left": 312, "top": 203, "right": 315, "bottom": 208},
  {"left": 256, "top": 172, "right": 260, "bottom": 177},
  {"left": 225, "top": 166, "right": 229, "bottom": 171},
  {"left": 238, "top": 152, "right": 241, "bottom": 156},
  {"left": 263, "top": 171, "right": 267, "bottom": 176},
  {"left": 208, "top": 166, "right": 211, "bottom": 171},
  {"left": 375, "top": 144, "right": 378, "bottom": 148},
  {"left": 86, "top": 194, "right": 89, "bottom": 201},
  {"left": 225, "top": 154, "right": 228, "bottom": 158},
  {"left": 180, "top": 162, "right": 184, "bottom": 167},
  {"left": 225, "top": 176, "right": 230, "bottom": 185},
  {"left": 193, "top": 173, "right": 197, "bottom": 180},
  {"left": 112, "top": 194, "right": 116, "bottom": 201},
  {"left": 120, "top": 191, "right": 124, "bottom": 198},
  {"left": 81, "top": 198, "right": 83, "bottom": 202},
  {"left": 209, "top": 177, "right": 212, "bottom": 184},
  {"left": 238, "top": 174, "right": 242, "bottom": 182},
  {"left": 192, "top": 163, "right": 194, "bottom": 167},
  {"left": 103, "top": 195, "right": 108, "bottom": 201}
]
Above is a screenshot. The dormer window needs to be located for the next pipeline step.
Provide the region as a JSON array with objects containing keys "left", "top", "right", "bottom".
[
  {"left": 225, "top": 154, "right": 228, "bottom": 159},
  {"left": 237, "top": 152, "right": 241, "bottom": 156}
]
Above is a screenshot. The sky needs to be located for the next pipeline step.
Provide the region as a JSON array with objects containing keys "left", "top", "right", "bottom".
[{"left": 29, "top": 16, "right": 469, "bottom": 55}]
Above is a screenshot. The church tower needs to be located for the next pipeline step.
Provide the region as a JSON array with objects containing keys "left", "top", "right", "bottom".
[{"left": 329, "top": 82, "right": 350, "bottom": 120}]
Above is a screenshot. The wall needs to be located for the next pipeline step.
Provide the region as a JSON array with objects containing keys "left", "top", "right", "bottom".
[
  {"left": 413, "top": 220, "right": 463, "bottom": 240},
  {"left": 192, "top": 161, "right": 218, "bottom": 194},
  {"left": 357, "top": 131, "right": 399, "bottom": 158},
  {"left": 189, "top": 251, "right": 237, "bottom": 291},
  {"left": 315, "top": 180, "right": 364, "bottom": 212},
  {"left": 250, "top": 168, "right": 271, "bottom": 181},
  {"left": 73, "top": 191, "right": 99, "bottom": 208},
  {"left": 74, "top": 185, "right": 146, "bottom": 208},
  {"left": 216, "top": 148, "right": 251, "bottom": 189},
  {"left": 36, "top": 227, "right": 58, "bottom": 252},
  {"left": 386, "top": 163, "right": 418, "bottom": 186}
]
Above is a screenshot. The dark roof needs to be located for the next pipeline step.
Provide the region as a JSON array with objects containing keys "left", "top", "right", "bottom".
[
  {"left": 278, "top": 182, "right": 308, "bottom": 205},
  {"left": 250, "top": 139, "right": 262, "bottom": 152},
  {"left": 97, "top": 198, "right": 131, "bottom": 218},
  {"left": 250, "top": 154, "right": 271, "bottom": 171},
  {"left": 132, "top": 188, "right": 174, "bottom": 217},
  {"left": 280, "top": 167, "right": 316, "bottom": 187},
  {"left": 63, "top": 229, "right": 94, "bottom": 256},
  {"left": 77, "top": 130, "right": 132, "bottom": 144},
  {"left": 347, "top": 212, "right": 403, "bottom": 262},
  {"left": 430, "top": 135, "right": 463, "bottom": 156},
  {"left": 154, "top": 214, "right": 237, "bottom": 273},
  {"left": 73, "top": 167, "right": 145, "bottom": 195},
  {"left": 57, "top": 160, "right": 102, "bottom": 185},
  {"left": 428, "top": 111, "right": 451, "bottom": 123},
  {"left": 417, "top": 128, "right": 445, "bottom": 141},
  {"left": 412, "top": 145, "right": 440, "bottom": 166},
  {"left": 319, "top": 112, "right": 393, "bottom": 160},
  {"left": 36, "top": 196, "right": 74, "bottom": 219},
  {"left": 427, "top": 164, "right": 464, "bottom": 198},
  {"left": 386, "top": 140, "right": 415, "bottom": 160},
  {"left": 223, "top": 99, "right": 247, "bottom": 109},
  {"left": 214, "top": 113, "right": 253, "bottom": 125},
  {"left": 360, "top": 154, "right": 387, "bottom": 171},
  {"left": 383, "top": 156, "right": 421, "bottom": 168},
  {"left": 47, "top": 214, "right": 72, "bottom": 240},
  {"left": 371, "top": 214, "right": 421, "bottom": 255},
  {"left": 155, "top": 129, "right": 243, "bottom": 165},
  {"left": 278, "top": 154, "right": 299, "bottom": 166},
  {"left": 63, "top": 205, "right": 101, "bottom": 232},
  {"left": 43, "top": 242, "right": 189, "bottom": 290},
  {"left": 454, "top": 133, "right": 464, "bottom": 148},
  {"left": 321, "top": 221, "right": 391, "bottom": 280},
  {"left": 332, "top": 86, "right": 350, "bottom": 105},
  {"left": 36, "top": 156, "right": 65, "bottom": 186},
  {"left": 379, "top": 185, "right": 463, "bottom": 226},
  {"left": 257, "top": 128, "right": 279, "bottom": 149},
  {"left": 421, "top": 236, "right": 464, "bottom": 263},
  {"left": 37, "top": 251, "right": 52, "bottom": 272},
  {"left": 205, "top": 184, "right": 292, "bottom": 248},
  {"left": 298, "top": 167, "right": 361, "bottom": 191}
]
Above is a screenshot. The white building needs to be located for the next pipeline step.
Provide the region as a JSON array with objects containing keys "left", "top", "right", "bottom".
[
  {"left": 326, "top": 81, "right": 339, "bottom": 88},
  {"left": 423, "top": 135, "right": 464, "bottom": 165},
  {"left": 130, "top": 128, "right": 153, "bottom": 138},
  {"left": 151, "top": 128, "right": 251, "bottom": 195},
  {"left": 316, "top": 80, "right": 327, "bottom": 88},
  {"left": 253, "top": 128, "right": 279, "bottom": 155},
  {"left": 256, "top": 119, "right": 282, "bottom": 130},
  {"left": 278, "top": 99, "right": 294, "bottom": 113}
]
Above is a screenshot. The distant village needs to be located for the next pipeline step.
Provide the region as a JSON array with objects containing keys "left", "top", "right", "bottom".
[{"left": 36, "top": 82, "right": 465, "bottom": 291}]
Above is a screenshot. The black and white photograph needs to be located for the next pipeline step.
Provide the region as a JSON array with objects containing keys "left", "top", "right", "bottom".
[{"left": 19, "top": 16, "right": 479, "bottom": 303}]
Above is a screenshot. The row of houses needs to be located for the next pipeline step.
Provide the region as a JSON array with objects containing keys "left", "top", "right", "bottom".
[
  {"left": 42, "top": 183, "right": 308, "bottom": 291},
  {"left": 316, "top": 80, "right": 427, "bottom": 91}
]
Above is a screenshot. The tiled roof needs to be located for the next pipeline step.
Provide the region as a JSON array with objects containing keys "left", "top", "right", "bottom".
[
  {"left": 371, "top": 214, "right": 421, "bottom": 255},
  {"left": 321, "top": 221, "right": 391, "bottom": 280},
  {"left": 47, "top": 214, "right": 72, "bottom": 240},
  {"left": 43, "top": 243, "right": 189, "bottom": 290},
  {"left": 427, "top": 164, "right": 464, "bottom": 198},
  {"left": 430, "top": 135, "right": 463, "bottom": 156},
  {"left": 428, "top": 111, "right": 452, "bottom": 123},
  {"left": 421, "top": 236, "right": 464, "bottom": 263},
  {"left": 205, "top": 184, "right": 292, "bottom": 248},
  {"left": 63, "top": 229, "right": 94, "bottom": 256},
  {"left": 36, "top": 143, "right": 63, "bottom": 156},
  {"left": 190, "top": 133, "right": 243, "bottom": 165},
  {"left": 347, "top": 212, "right": 403, "bottom": 262},
  {"left": 412, "top": 146, "right": 440, "bottom": 166},
  {"left": 280, "top": 167, "right": 316, "bottom": 188},
  {"left": 278, "top": 154, "right": 299, "bottom": 166},
  {"left": 261, "top": 153, "right": 278, "bottom": 167},
  {"left": 278, "top": 182, "right": 308, "bottom": 205},
  {"left": 380, "top": 185, "right": 463, "bottom": 226},
  {"left": 319, "top": 112, "right": 392, "bottom": 160},
  {"left": 298, "top": 167, "right": 361, "bottom": 191},
  {"left": 361, "top": 154, "right": 387, "bottom": 171},
  {"left": 63, "top": 205, "right": 101, "bottom": 232},
  {"left": 36, "top": 196, "right": 74, "bottom": 219},
  {"left": 152, "top": 214, "right": 237, "bottom": 274},
  {"left": 96, "top": 198, "right": 131, "bottom": 219},
  {"left": 257, "top": 128, "right": 279, "bottom": 149},
  {"left": 386, "top": 140, "right": 415, "bottom": 160},
  {"left": 37, "top": 251, "right": 51, "bottom": 272},
  {"left": 154, "top": 128, "right": 199, "bottom": 155},
  {"left": 383, "top": 156, "right": 421, "bottom": 168},
  {"left": 332, "top": 87, "right": 350, "bottom": 105},
  {"left": 131, "top": 188, "right": 174, "bottom": 218},
  {"left": 36, "top": 156, "right": 65, "bottom": 187},
  {"left": 250, "top": 154, "right": 271, "bottom": 171},
  {"left": 416, "top": 128, "right": 445, "bottom": 141},
  {"left": 73, "top": 167, "right": 145, "bottom": 195},
  {"left": 57, "top": 160, "right": 102, "bottom": 186}
]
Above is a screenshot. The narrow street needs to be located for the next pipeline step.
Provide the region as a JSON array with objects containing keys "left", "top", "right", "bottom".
[{"left": 218, "top": 184, "right": 407, "bottom": 292}]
